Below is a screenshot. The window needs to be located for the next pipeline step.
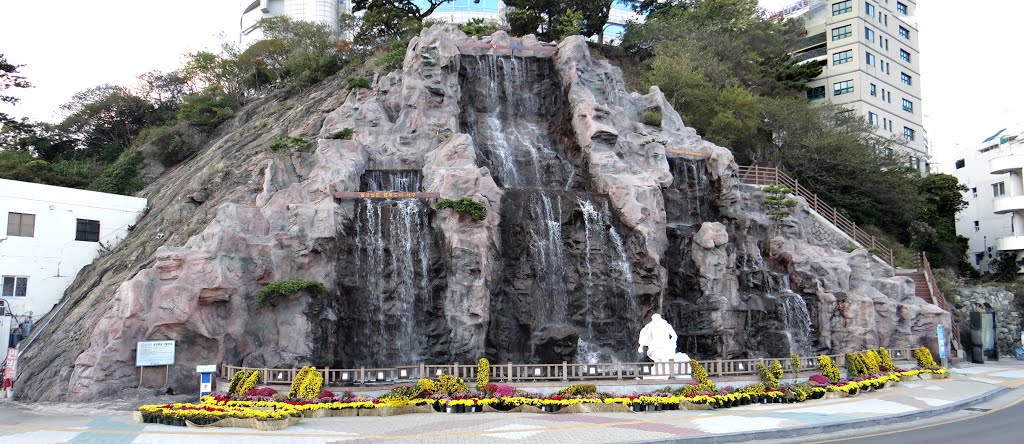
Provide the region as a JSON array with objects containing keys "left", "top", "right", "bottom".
[
  {"left": 834, "top": 80, "right": 854, "bottom": 95},
  {"left": 866, "top": 52, "right": 876, "bottom": 66},
  {"left": 903, "top": 127, "right": 915, "bottom": 141},
  {"left": 885, "top": 61, "right": 890, "bottom": 74},
  {"left": 897, "top": 2, "right": 908, "bottom": 14},
  {"left": 994, "top": 182, "right": 1006, "bottom": 197},
  {"left": 883, "top": 38, "right": 889, "bottom": 51},
  {"left": 832, "top": 25, "right": 852, "bottom": 40},
  {"left": 6, "top": 212, "right": 35, "bottom": 237},
  {"left": 865, "top": 2, "right": 875, "bottom": 17},
  {"left": 864, "top": 27, "right": 875, "bottom": 42},
  {"left": 868, "top": 112, "right": 879, "bottom": 126},
  {"left": 901, "top": 72, "right": 912, "bottom": 85},
  {"left": 973, "top": 221, "right": 980, "bottom": 232},
  {"left": 910, "top": 156, "right": 921, "bottom": 170},
  {"left": 1, "top": 276, "right": 27, "bottom": 297},
  {"left": 899, "top": 26, "right": 910, "bottom": 39},
  {"left": 807, "top": 86, "right": 826, "bottom": 100},
  {"left": 75, "top": 219, "right": 101, "bottom": 242},
  {"left": 886, "top": 90, "right": 892, "bottom": 103},
  {"left": 955, "top": 159, "right": 966, "bottom": 169},
  {"left": 900, "top": 49, "right": 911, "bottom": 62},
  {"left": 833, "top": 50, "right": 853, "bottom": 65},
  {"left": 870, "top": 83, "right": 877, "bottom": 96},
  {"left": 833, "top": 0, "right": 852, "bottom": 15},
  {"left": 975, "top": 252, "right": 984, "bottom": 265},
  {"left": 902, "top": 98, "right": 914, "bottom": 113}
]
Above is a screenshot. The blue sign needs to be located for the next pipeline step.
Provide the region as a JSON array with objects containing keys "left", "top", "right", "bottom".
[
  {"left": 199, "top": 373, "right": 213, "bottom": 397},
  {"left": 937, "top": 325, "right": 947, "bottom": 359}
]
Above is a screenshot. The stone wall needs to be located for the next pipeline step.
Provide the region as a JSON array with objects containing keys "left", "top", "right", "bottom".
[{"left": 955, "top": 286, "right": 1023, "bottom": 355}]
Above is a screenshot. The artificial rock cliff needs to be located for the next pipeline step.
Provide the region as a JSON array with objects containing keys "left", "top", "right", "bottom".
[{"left": 16, "top": 26, "right": 949, "bottom": 401}]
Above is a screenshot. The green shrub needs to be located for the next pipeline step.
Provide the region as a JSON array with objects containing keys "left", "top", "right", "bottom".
[
  {"left": 346, "top": 76, "right": 371, "bottom": 90},
  {"left": 177, "top": 85, "right": 238, "bottom": 131},
  {"left": 89, "top": 151, "right": 145, "bottom": 195},
  {"left": 642, "top": 109, "right": 662, "bottom": 127},
  {"left": 377, "top": 42, "right": 406, "bottom": 72},
  {"left": 256, "top": 280, "right": 326, "bottom": 308},
  {"left": 458, "top": 18, "right": 501, "bottom": 37},
  {"left": 269, "top": 136, "right": 309, "bottom": 152},
  {"left": 758, "top": 362, "right": 778, "bottom": 388},
  {"left": 790, "top": 353, "right": 801, "bottom": 377},
  {"left": 476, "top": 358, "right": 490, "bottom": 391},
  {"left": 436, "top": 197, "right": 487, "bottom": 221},
  {"left": 878, "top": 347, "right": 895, "bottom": 371},
  {"left": 324, "top": 128, "right": 354, "bottom": 140}
]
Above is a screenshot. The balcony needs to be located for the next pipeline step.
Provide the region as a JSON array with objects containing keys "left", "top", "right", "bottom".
[
  {"left": 993, "top": 195, "right": 1024, "bottom": 214},
  {"left": 996, "top": 235, "right": 1024, "bottom": 252},
  {"left": 990, "top": 153, "right": 1024, "bottom": 174}
]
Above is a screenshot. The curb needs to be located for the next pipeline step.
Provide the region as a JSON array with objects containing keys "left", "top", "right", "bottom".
[{"left": 638, "top": 385, "right": 1013, "bottom": 444}]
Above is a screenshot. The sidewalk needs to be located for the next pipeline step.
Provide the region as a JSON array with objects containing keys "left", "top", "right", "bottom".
[{"left": 1, "top": 360, "right": 1022, "bottom": 444}]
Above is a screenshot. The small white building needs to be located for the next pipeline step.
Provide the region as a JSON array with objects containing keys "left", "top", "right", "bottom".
[
  {"left": 952, "top": 127, "right": 1024, "bottom": 272},
  {"left": 0, "top": 179, "right": 148, "bottom": 322}
]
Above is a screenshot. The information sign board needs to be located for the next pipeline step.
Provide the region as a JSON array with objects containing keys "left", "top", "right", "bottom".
[{"left": 136, "top": 340, "right": 175, "bottom": 367}]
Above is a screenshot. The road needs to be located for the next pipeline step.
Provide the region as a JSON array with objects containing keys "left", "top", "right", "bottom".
[{"left": 796, "top": 393, "right": 1024, "bottom": 444}]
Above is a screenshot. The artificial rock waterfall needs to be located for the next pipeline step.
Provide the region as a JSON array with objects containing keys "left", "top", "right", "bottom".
[{"left": 14, "top": 27, "right": 950, "bottom": 401}]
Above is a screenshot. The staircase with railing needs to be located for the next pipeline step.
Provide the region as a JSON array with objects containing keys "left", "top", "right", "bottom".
[{"left": 737, "top": 165, "right": 960, "bottom": 358}]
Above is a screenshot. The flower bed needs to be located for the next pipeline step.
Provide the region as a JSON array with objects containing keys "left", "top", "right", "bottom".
[{"left": 135, "top": 355, "right": 949, "bottom": 430}]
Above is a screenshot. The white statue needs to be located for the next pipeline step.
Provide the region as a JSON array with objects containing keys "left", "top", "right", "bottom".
[{"left": 637, "top": 314, "right": 691, "bottom": 364}]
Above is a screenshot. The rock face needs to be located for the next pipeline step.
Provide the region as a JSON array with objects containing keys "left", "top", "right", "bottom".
[
  {"left": 16, "top": 26, "right": 950, "bottom": 401},
  {"left": 955, "top": 286, "right": 1022, "bottom": 355}
]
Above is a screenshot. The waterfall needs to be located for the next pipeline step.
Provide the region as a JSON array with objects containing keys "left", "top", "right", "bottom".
[
  {"left": 666, "top": 158, "right": 715, "bottom": 226},
  {"left": 352, "top": 170, "right": 433, "bottom": 366},
  {"left": 778, "top": 291, "right": 813, "bottom": 355}
]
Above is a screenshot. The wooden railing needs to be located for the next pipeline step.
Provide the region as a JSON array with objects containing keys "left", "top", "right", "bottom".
[
  {"left": 918, "top": 252, "right": 960, "bottom": 353},
  {"left": 738, "top": 165, "right": 894, "bottom": 266},
  {"left": 220, "top": 348, "right": 918, "bottom": 386}
]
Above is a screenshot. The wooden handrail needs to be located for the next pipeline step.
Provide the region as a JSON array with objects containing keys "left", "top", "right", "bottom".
[{"left": 738, "top": 165, "right": 894, "bottom": 266}]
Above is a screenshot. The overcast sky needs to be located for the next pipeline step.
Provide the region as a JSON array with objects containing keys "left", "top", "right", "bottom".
[{"left": 2, "top": 1, "right": 1022, "bottom": 172}]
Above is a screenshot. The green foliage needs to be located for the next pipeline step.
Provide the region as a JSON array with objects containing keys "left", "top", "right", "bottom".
[
  {"left": 817, "top": 355, "right": 840, "bottom": 384},
  {"left": 255, "top": 16, "right": 341, "bottom": 87},
  {"left": 642, "top": 109, "right": 662, "bottom": 127},
  {"left": 762, "top": 184, "right": 798, "bottom": 222},
  {"left": 556, "top": 383, "right": 597, "bottom": 397},
  {"left": 377, "top": 41, "right": 407, "bottom": 72},
  {"left": 845, "top": 352, "right": 864, "bottom": 377},
  {"left": 914, "top": 346, "right": 937, "bottom": 368},
  {"left": 757, "top": 361, "right": 779, "bottom": 389},
  {"left": 690, "top": 360, "right": 716, "bottom": 392},
  {"left": 458, "top": 18, "right": 502, "bottom": 37},
  {"left": 256, "top": 279, "right": 326, "bottom": 308},
  {"left": 269, "top": 136, "right": 309, "bottom": 152},
  {"left": 436, "top": 197, "right": 487, "bottom": 221},
  {"left": 346, "top": 76, "right": 371, "bottom": 90},
  {"left": 324, "top": 128, "right": 354, "bottom": 140},
  {"left": 89, "top": 151, "right": 145, "bottom": 195},
  {"left": 476, "top": 358, "right": 490, "bottom": 391},
  {"left": 506, "top": 8, "right": 545, "bottom": 37},
  {"left": 505, "top": 1, "right": 615, "bottom": 40},
  {"left": 554, "top": 8, "right": 585, "bottom": 39},
  {"left": 141, "top": 125, "right": 202, "bottom": 167},
  {"left": 989, "top": 253, "right": 1024, "bottom": 282},
  {"left": 176, "top": 85, "right": 238, "bottom": 131}
]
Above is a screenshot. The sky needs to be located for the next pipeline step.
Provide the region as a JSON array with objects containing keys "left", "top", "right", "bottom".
[{"left": 2, "top": 1, "right": 1023, "bottom": 173}]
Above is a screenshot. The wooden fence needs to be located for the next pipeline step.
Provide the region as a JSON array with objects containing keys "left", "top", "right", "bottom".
[
  {"left": 738, "top": 165, "right": 895, "bottom": 266},
  {"left": 221, "top": 348, "right": 917, "bottom": 387}
]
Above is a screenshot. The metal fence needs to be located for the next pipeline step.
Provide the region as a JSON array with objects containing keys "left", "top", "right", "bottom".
[{"left": 221, "top": 348, "right": 918, "bottom": 387}]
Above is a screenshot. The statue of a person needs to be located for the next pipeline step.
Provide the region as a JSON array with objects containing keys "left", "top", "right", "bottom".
[{"left": 637, "top": 314, "right": 690, "bottom": 363}]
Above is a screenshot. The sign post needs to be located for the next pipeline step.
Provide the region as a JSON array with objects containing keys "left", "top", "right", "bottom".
[
  {"left": 937, "top": 325, "right": 948, "bottom": 368},
  {"left": 136, "top": 340, "right": 175, "bottom": 388},
  {"left": 196, "top": 364, "right": 217, "bottom": 398}
]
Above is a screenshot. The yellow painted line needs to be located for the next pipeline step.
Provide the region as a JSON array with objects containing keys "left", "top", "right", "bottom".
[
  {"left": 665, "top": 148, "right": 707, "bottom": 157},
  {"left": 803, "top": 391, "right": 1024, "bottom": 443}
]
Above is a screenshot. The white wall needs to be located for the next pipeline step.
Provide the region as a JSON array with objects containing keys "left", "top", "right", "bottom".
[
  {"left": 0, "top": 179, "right": 147, "bottom": 322},
  {"left": 952, "top": 133, "right": 1018, "bottom": 272}
]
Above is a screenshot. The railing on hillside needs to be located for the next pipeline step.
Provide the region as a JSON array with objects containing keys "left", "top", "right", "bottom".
[
  {"left": 738, "top": 165, "right": 895, "bottom": 266},
  {"left": 918, "top": 252, "right": 961, "bottom": 354},
  {"left": 220, "top": 349, "right": 917, "bottom": 386}
]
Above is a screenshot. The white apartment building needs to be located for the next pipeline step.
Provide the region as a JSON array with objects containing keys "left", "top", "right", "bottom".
[
  {"left": 242, "top": 0, "right": 348, "bottom": 37},
  {"left": 786, "top": 0, "right": 926, "bottom": 171},
  {"left": 952, "top": 128, "right": 1024, "bottom": 273},
  {"left": 0, "top": 179, "right": 148, "bottom": 322}
]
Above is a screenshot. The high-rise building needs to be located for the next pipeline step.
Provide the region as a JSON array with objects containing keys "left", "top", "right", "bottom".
[
  {"left": 241, "top": 0, "right": 348, "bottom": 37},
  {"left": 952, "top": 128, "right": 1024, "bottom": 273},
  {"left": 784, "top": 0, "right": 926, "bottom": 172}
]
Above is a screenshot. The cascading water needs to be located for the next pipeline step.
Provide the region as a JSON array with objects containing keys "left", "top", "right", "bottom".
[
  {"left": 459, "top": 55, "right": 575, "bottom": 189},
  {"left": 461, "top": 53, "right": 644, "bottom": 363},
  {"left": 779, "top": 291, "right": 813, "bottom": 355},
  {"left": 349, "top": 170, "right": 435, "bottom": 367}
]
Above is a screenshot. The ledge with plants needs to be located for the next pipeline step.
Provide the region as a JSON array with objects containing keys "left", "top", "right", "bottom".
[{"left": 134, "top": 347, "right": 949, "bottom": 429}]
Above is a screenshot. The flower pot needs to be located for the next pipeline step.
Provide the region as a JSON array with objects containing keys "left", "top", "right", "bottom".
[{"left": 446, "top": 406, "right": 455, "bottom": 414}]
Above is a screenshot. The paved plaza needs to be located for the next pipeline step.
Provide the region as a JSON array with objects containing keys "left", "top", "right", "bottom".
[{"left": 1, "top": 362, "right": 1023, "bottom": 444}]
